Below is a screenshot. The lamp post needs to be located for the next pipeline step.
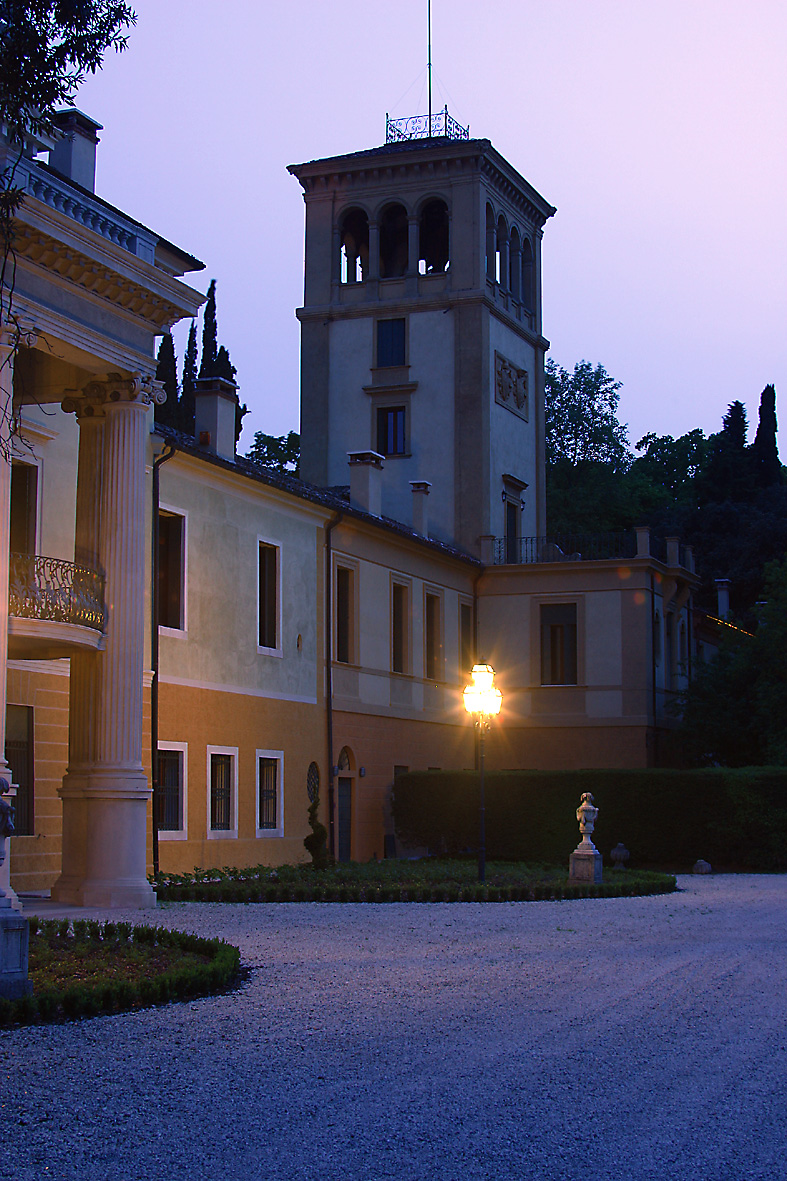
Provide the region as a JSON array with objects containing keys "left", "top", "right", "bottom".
[{"left": 463, "top": 664, "right": 502, "bottom": 883}]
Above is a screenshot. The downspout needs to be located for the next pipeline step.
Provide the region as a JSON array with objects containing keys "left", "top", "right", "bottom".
[
  {"left": 472, "top": 563, "right": 485, "bottom": 771},
  {"left": 151, "top": 439, "right": 176, "bottom": 881},
  {"left": 325, "top": 510, "right": 344, "bottom": 859}
]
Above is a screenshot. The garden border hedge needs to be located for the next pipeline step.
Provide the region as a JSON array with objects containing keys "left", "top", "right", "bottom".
[{"left": 0, "top": 918, "right": 241, "bottom": 1028}]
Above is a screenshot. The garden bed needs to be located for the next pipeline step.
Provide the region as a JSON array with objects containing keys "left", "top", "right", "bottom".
[
  {"left": 153, "top": 860, "right": 677, "bottom": 904},
  {"left": 0, "top": 918, "right": 241, "bottom": 1028}
]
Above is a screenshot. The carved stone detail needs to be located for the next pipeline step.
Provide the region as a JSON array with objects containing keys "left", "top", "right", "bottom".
[
  {"left": 62, "top": 373, "right": 165, "bottom": 419},
  {"left": 494, "top": 352, "right": 528, "bottom": 421}
]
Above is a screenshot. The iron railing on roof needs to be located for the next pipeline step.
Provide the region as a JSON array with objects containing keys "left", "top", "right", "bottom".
[
  {"left": 386, "top": 107, "right": 469, "bottom": 143},
  {"left": 9, "top": 553, "right": 106, "bottom": 631},
  {"left": 494, "top": 533, "right": 638, "bottom": 566}
]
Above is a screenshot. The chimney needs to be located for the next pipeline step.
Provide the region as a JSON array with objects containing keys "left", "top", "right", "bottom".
[
  {"left": 715, "top": 579, "right": 730, "bottom": 621},
  {"left": 410, "top": 480, "right": 432, "bottom": 536},
  {"left": 348, "top": 451, "right": 384, "bottom": 516},
  {"left": 49, "top": 109, "right": 102, "bottom": 192},
  {"left": 194, "top": 376, "right": 240, "bottom": 461}
]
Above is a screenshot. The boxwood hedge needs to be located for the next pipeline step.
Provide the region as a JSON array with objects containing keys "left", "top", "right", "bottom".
[{"left": 391, "top": 767, "right": 787, "bottom": 871}]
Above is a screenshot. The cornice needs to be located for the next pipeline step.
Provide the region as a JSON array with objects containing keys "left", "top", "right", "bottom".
[{"left": 12, "top": 292, "right": 159, "bottom": 377}]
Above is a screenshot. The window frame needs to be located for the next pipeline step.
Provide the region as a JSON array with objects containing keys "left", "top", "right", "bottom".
[
  {"left": 423, "top": 586, "right": 444, "bottom": 683},
  {"left": 539, "top": 601, "right": 579, "bottom": 687},
  {"left": 374, "top": 316, "right": 408, "bottom": 369},
  {"left": 391, "top": 577, "right": 412, "bottom": 675},
  {"left": 156, "top": 740, "right": 188, "bottom": 841},
  {"left": 158, "top": 503, "right": 188, "bottom": 636},
  {"left": 334, "top": 557, "right": 359, "bottom": 666},
  {"left": 257, "top": 535, "right": 283, "bottom": 657},
  {"left": 5, "top": 703, "right": 34, "bottom": 836},
  {"left": 256, "top": 749, "right": 284, "bottom": 838},
  {"left": 10, "top": 458, "right": 40, "bottom": 557},
  {"left": 206, "top": 745, "right": 239, "bottom": 840},
  {"left": 376, "top": 404, "right": 407, "bottom": 457}
]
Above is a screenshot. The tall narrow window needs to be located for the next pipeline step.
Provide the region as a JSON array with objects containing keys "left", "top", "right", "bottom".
[
  {"left": 392, "top": 582, "right": 409, "bottom": 674},
  {"left": 460, "top": 602, "right": 474, "bottom": 676},
  {"left": 540, "top": 604, "right": 577, "bottom": 685},
  {"left": 158, "top": 510, "right": 184, "bottom": 630},
  {"left": 156, "top": 747, "right": 184, "bottom": 833},
  {"left": 336, "top": 566, "right": 354, "bottom": 664},
  {"left": 258, "top": 541, "right": 278, "bottom": 650},
  {"left": 425, "top": 592, "right": 442, "bottom": 681},
  {"left": 377, "top": 318, "right": 405, "bottom": 367},
  {"left": 258, "top": 756, "right": 279, "bottom": 831},
  {"left": 10, "top": 463, "right": 37, "bottom": 555},
  {"left": 505, "top": 500, "right": 519, "bottom": 564},
  {"left": 210, "top": 752, "right": 233, "bottom": 831},
  {"left": 376, "top": 406, "right": 406, "bottom": 456},
  {"left": 5, "top": 704, "right": 33, "bottom": 835}
]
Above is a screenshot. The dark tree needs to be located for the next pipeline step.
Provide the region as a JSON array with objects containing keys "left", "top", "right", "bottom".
[
  {"left": 246, "top": 431, "right": 300, "bottom": 475},
  {"left": 698, "top": 401, "right": 752, "bottom": 505},
  {"left": 154, "top": 332, "right": 178, "bottom": 426},
  {"left": 198, "top": 278, "right": 217, "bottom": 378},
  {"left": 178, "top": 320, "right": 197, "bottom": 435},
  {"left": 215, "top": 344, "right": 235, "bottom": 383},
  {"left": 751, "top": 384, "right": 782, "bottom": 489},
  {"left": 545, "top": 359, "right": 630, "bottom": 470}
]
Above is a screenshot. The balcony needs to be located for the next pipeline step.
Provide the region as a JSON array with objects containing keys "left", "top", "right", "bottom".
[
  {"left": 492, "top": 533, "right": 638, "bottom": 566},
  {"left": 8, "top": 554, "right": 107, "bottom": 660}
]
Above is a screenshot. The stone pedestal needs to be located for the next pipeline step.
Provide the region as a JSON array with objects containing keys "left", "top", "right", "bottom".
[
  {"left": 0, "top": 906, "right": 32, "bottom": 999},
  {"left": 569, "top": 848, "right": 603, "bottom": 883}
]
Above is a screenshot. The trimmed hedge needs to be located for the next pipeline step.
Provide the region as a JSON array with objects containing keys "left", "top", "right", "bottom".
[
  {"left": 155, "top": 867, "right": 675, "bottom": 904},
  {"left": 391, "top": 767, "right": 787, "bottom": 871},
  {"left": 0, "top": 919, "right": 241, "bottom": 1029}
]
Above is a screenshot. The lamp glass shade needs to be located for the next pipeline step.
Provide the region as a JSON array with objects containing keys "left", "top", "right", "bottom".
[{"left": 463, "top": 665, "right": 503, "bottom": 717}]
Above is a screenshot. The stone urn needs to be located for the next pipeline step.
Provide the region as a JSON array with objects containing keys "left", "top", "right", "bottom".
[{"left": 569, "top": 792, "right": 603, "bottom": 883}]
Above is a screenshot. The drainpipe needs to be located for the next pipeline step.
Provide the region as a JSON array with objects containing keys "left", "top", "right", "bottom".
[
  {"left": 151, "top": 437, "right": 176, "bottom": 881},
  {"left": 471, "top": 563, "right": 485, "bottom": 771},
  {"left": 325, "top": 510, "right": 344, "bottom": 859}
]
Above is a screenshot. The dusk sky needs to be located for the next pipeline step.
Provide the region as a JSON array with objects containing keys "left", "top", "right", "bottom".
[{"left": 76, "top": 0, "right": 786, "bottom": 456}]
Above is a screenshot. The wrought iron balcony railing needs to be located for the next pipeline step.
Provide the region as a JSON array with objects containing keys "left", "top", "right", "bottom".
[
  {"left": 494, "top": 533, "right": 638, "bottom": 566},
  {"left": 386, "top": 106, "right": 469, "bottom": 143},
  {"left": 9, "top": 553, "right": 107, "bottom": 632}
]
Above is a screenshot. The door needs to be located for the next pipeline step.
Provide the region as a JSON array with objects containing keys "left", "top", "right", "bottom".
[{"left": 338, "top": 777, "right": 352, "bottom": 862}]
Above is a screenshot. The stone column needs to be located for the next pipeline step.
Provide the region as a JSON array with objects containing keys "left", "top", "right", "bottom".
[
  {"left": 52, "top": 373, "right": 164, "bottom": 907},
  {"left": 0, "top": 329, "right": 18, "bottom": 907}
]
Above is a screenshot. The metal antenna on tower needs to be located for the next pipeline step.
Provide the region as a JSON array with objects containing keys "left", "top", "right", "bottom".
[{"left": 428, "top": 0, "right": 432, "bottom": 135}]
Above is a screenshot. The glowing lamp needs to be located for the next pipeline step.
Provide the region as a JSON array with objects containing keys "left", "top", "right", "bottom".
[{"left": 462, "top": 663, "right": 503, "bottom": 884}]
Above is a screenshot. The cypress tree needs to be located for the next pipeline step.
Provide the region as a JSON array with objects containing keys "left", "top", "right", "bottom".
[
  {"left": 699, "top": 400, "right": 752, "bottom": 504},
  {"left": 215, "top": 344, "right": 236, "bottom": 384},
  {"left": 154, "top": 333, "right": 178, "bottom": 426},
  {"left": 199, "top": 278, "right": 218, "bottom": 378},
  {"left": 751, "top": 384, "right": 782, "bottom": 488},
  {"left": 179, "top": 321, "right": 198, "bottom": 436}
]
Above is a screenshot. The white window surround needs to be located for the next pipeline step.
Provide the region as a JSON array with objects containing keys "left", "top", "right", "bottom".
[
  {"left": 206, "top": 745, "right": 239, "bottom": 840},
  {"left": 257, "top": 533, "right": 283, "bottom": 658},
  {"left": 157, "top": 740, "right": 188, "bottom": 841},
  {"left": 159, "top": 502, "right": 188, "bottom": 637},
  {"left": 255, "top": 748, "right": 285, "bottom": 838}
]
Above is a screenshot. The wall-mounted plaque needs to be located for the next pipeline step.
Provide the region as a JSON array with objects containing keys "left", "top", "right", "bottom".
[{"left": 494, "top": 352, "right": 529, "bottom": 421}]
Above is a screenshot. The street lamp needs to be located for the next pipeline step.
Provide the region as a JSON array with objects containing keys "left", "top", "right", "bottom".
[{"left": 463, "top": 663, "right": 502, "bottom": 883}]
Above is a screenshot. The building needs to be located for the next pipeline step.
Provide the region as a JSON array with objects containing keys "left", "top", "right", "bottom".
[{"left": 3, "top": 110, "right": 697, "bottom": 903}]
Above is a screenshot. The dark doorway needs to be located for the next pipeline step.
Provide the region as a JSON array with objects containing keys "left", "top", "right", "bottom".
[{"left": 337, "top": 777, "right": 352, "bottom": 862}]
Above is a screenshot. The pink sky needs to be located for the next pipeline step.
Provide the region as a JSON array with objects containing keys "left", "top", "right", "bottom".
[{"left": 77, "top": 0, "right": 786, "bottom": 456}]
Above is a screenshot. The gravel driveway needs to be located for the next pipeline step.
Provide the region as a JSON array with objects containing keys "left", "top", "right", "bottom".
[{"left": 2, "top": 874, "right": 785, "bottom": 1181}]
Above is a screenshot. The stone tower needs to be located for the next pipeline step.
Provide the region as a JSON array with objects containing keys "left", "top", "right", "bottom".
[{"left": 289, "top": 114, "right": 555, "bottom": 556}]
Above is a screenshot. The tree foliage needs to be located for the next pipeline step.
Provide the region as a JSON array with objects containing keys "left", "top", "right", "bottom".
[
  {"left": 246, "top": 430, "right": 300, "bottom": 475},
  {"left": 153, "top": 332, "right": 177, "bottom": 426},
  {"left": 198, "top": 278, "right": 217, "bottom": 378},
  {"left": 545, "top": 358, "right": 630, "bottom": 470},
  {"left": 679, "top": 558, "right": 787, "bottom": 766},
  {"left": 178, "top": 320, "right": 197, "bottom": 435},
  {"left": 0, "top": 1, "right": 136, "bottom": 145}
]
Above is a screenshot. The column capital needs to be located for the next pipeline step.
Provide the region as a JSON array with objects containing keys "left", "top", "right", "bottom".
[{"left": 62, "top": 372, "right": 166, "bottom": 420}]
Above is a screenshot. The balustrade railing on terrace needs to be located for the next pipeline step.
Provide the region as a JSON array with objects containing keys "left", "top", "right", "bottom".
[
  {"left": 9, "top": 553, "right": 106, "bottom": 631},
  {"left": 494, "top": 533, "right": 638, "bottom": 565}
]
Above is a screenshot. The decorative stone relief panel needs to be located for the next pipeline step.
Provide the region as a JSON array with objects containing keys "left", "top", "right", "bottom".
[{"left": 494, "top": 352, "right": 528, "bottom": 421}]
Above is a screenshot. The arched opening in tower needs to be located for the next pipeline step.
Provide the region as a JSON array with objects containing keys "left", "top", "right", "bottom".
[
  {"left": 418, "top": 199, "right": 449, "bottom": 274},
  {"left": 379, "top": 203, "right": 409, "bottom": 278}
]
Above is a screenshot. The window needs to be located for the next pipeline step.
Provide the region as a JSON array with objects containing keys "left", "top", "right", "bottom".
[
  {"left": 377, "top": 318, "right": 405, "bottom": 368},
  {"left": 207, "top": 747, "right": 238, "bottom": 837},
  {"left": 158, "top": 509, "right": 185, "bottom": 631},
  {"left": 540, "top": 604, "right": 577, "bottom": 685},
  {"left": 156, "top": 742, "right": 187, "bottom": 838},
  {"left": 5, "top": 704, "right": 33, "bottom": 835},
  {"left": 425, "top": 592, "right": 443, "bottom": 681},
  {"left": 257, "top": 750, "right": 284, "bottom": 837},
  {"left": 505, "top": 500, "right": 519, "bottom": 564},
  {"left": 377, "top": 406, "right": 406, "bottom": 456},
  {"left": 340, "top": 207, "right": 369, "bottom": 283},
  {"left": 258, "top": 541, "right": 279, "bottom": 651},
  {"left": 460, "top": 602, "right": 474, "bottom": 676},
  {"left": 392, "top": 581, "right": 410, "bottom": 674},
  {"left": 10, "top": 463, "right": 37, "bottom": 555},
  {"left": 335, "top": 565, "right": 354, "bottom": 664}
]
